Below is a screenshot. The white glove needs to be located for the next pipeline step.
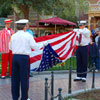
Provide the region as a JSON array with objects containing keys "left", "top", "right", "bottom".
[{"left": 43, "top": 41, "right": 48, "bottom": 47}]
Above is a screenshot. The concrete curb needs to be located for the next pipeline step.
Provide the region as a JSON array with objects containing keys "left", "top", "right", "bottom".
[
  {"left": 61, "top": 87, "right": 100, "bottom": 100},
  {"left": 54, "top": 87, "right": 100, "bottom": 100},
  {"left": 31, "top": 69, "right": 100, "bottom": 75},
  {"left": 31, "top": 70, "right": 76, "bottom": 75}
]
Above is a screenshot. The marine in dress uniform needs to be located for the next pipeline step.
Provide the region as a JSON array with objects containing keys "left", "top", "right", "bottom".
[
  {"left": 0, "top": 19, "right": 14, "bottom": 79},
  {"left": 10, "top": 19, "right": 47, "bottom": 100},
  {"left": 74, "top": 21, "right": 91, "bottom": 82}
]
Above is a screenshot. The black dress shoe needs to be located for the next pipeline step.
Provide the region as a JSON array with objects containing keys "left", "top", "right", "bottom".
[
  {"left": 82, "top": 80, "right": 86, "bottom": 82},
  {"left": 82, "top": 78, "right": 86, "bottom": 82},
  {"left": 74, "top": 78, "right": 82, "bottom": 81},
  {"left": 1, "top": 76, "right": 6, "bottom": 79}
]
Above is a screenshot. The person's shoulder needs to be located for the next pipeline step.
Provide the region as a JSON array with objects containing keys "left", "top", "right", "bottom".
[
  {"left": 98, "top": 36, "right": 100, "bottom": 40},
  {"left": 0, "top": 28, "right": 6, "bottom": 32},
  {"left": 28, "top": 29, "right": 33, "bottom": 32},
  {"left": 26, "top": 29, "right": 33, "bottom": 35},
  {"left": 95, "top": 36, "right": 99, "bottom": 40},
  {"left": 2, "top": 28, "right": 6, "bottom": 30},
  {"left": 84, "top": 27, "right": 90, "bottom": 31},
  {"left": 95, "top": 35, "right": 99, "bottom": 38},
  {"left": 29, "top": 30, "right": 33, "bottom": 34},
  {"left": 13, "top": 30, "right": 21, "bottom": 36},
  {"left": 25, "top": 31, "right": 31, "bottom": 35},
  {"left": 11, "top": 33, "right": 16, "bottom": 39},
  {"left": 83, "top": 28, "right": 90, "bottom": 33},
  {"left": 98, "top": 36, "right": 100, "bottom": 38},
  {"left": 25, "top": 31, "right": 33, "bottom": 38}
]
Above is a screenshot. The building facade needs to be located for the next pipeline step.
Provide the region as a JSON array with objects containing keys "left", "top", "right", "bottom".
[
  {"left": 87, "top": 0, "right": 100, "bottom": 30},
  {"left": 79, "top": 0, "right": 100, "bottom": 30}
]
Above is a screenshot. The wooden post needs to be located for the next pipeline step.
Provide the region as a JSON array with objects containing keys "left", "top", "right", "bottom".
[
  {"left": 55, "top": 24, "right": 56, "bottom": 34},
  {"left": 93, "top": 17, "right": 96, "bottom": 30},
  {"left": 88, "top": 16, "right": 91, "bottom": 30}
]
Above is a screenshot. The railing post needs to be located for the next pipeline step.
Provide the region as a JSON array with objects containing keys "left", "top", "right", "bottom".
[
  {"left": 68, "top": 65, "right": 72, "bottom": 94},
  {"left": 45, "top": 78, "right": 48, "bottom": 100},
  {"left": 58, "top": 88, "right": 62, "bottom": 100},
  {"left": 51, "top": 71, "right": 54, "bottom": 100},
  {"left": 92, "top": 63, "right": 95, "bottom": 88}
]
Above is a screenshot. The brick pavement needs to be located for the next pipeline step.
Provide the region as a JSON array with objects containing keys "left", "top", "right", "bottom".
[{"left": 0, "top": 73, "right": 100, "bottom": 100}]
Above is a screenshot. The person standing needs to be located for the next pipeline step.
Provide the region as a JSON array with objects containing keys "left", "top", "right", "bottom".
[
  {"left": 89, "top": 38, "right": 100, "bottom": 72},
  {"left": 26, "top": 22, "right": 34, "bottom": 36},
  {"left": 10, "top": 19, "right": 47, "bottom": 100},
  {"left": 0, "top": 19, "right": 14, "bottom": 79},
  {"left": 95, "top": 29, "right": 100, "bottom": 46},
  {"left": 74, "top": 21, "right": 91, "bottom": 82}
]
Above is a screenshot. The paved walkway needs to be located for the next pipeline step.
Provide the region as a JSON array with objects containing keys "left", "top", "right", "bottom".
[{"left": 0, "top": 72, "right": 100, "bottom": 100}]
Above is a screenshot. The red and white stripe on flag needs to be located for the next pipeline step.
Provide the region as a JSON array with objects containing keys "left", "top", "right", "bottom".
[{"left": 30, "top": 31, "right": 79, "bottom": 70}]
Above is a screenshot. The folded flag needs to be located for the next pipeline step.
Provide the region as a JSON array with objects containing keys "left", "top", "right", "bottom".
[{"left": 30, "top": 31, "right": 79, "bottom": 71}]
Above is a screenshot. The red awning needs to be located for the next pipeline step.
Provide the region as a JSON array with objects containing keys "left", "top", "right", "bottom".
[{"left": 39, "top": 17, "right": 76, "bottom": 26}]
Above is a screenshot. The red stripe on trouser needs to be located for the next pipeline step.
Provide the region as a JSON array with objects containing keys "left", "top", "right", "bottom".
[
  {"left": 27, "top": 56, "right": 29, "bottom": 99},
  {"left": 9, "top": 51, "right": 13, "bottom": 76},
  {"left": 1, "top": 50, "right": 13, "bottom": 76}
]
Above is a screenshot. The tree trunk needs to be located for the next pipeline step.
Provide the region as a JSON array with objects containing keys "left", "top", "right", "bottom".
[
  {"left": 37, "top": 12, "right": 40, "bottom": 36},
  {"left": 19, "top": 4, "right": 29, "bottom": 19},
  {"left": 23, "top": 7, "right": 29, "bottom": 19}
]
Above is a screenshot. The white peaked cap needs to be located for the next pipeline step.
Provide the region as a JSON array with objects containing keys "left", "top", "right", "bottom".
[
  {"left": 79, "top": 20, "right": 87, "bottom": 24},
  {"left": 15, "top": 19, "right": 29, "bottom": 24}
]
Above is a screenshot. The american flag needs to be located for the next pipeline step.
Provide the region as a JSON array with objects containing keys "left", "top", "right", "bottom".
[{"left": 30, "top": 30, "right": 79, "bottom": 71}]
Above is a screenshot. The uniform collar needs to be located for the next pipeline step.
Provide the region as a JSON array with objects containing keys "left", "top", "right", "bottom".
[
  {"left": 18, "top": 30, "right": 24, "bottom": 32},
  {"left": 17, "top": 30, "right": 26, "bottom": 33},
  {"left": 5, "top": 27, "right": 11, "bottom": 30}
]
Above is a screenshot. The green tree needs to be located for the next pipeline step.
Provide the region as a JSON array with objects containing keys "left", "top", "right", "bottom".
[
  {"left": 51, "top": 0, "right": 88, "bottom": 22},
  {"left": 13, "top": 0, "right": 54, "bottom": 19},
  {"left": 42, "top": 0, "right": 88, "bottom": 23},
  {"left": 0, "top": 0, "right": 13, "bottom": 17},
  {"left": 0, "top": 0, "right": 49, "bottom": 18},
  {"left": 0, "top": 0, "right": 88, "bottom": 22}
]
